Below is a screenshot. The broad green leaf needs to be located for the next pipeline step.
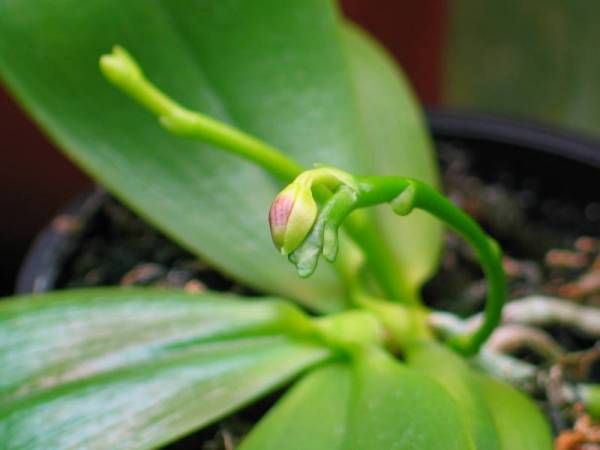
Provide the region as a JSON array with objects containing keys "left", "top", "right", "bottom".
[
  {"left": 344, "top": 349, "right": 474, "bottom": 450},
  {"left": 477, "top": 374, "right": 553, "bottom": 450},
  {"left": 342, "top": 24, "right": 443, "bottom": 288},
  {"left": 406, "top": 341, "right": 499, "bottom": 450},
  {"left": 445, "top": 0, "right": 600, "bottom": 137},
  {"left": 0, "top": 0, "right": 441, "bottom": 310},
  {"left": 0, "top": 288, "right": 314, "bottom": 397},
  {"left": 0, "top": 288, "right": 332, "bottom": 449},
  {"left": 241, "top": 349, "right": 475, "bottom": 450},
  {"left": 239, "top": 364, "right": 351, "bottom": 450},
  {"left": 0, "top": 0, "right": 355, "bottom": 311}
]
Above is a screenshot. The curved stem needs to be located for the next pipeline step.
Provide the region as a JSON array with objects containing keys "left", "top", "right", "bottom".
[
  {"left": 356, "top": 176, "right": 507, "bottom": 355},
  {"left": 100, "top": 46, "right": 413, "bottom": 302}
]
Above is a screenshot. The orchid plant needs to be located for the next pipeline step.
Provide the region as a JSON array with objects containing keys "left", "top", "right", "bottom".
[{"left": 0, "top": 1, "right": 555, "bottom": 449}]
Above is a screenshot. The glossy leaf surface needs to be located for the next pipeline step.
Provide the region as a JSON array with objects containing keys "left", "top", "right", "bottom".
[
  {"left": 238, "top": 364, "right": 351, "bottom": 450},
  {"left": 242, "top": 349, "right": 475, "bottom": 450},
  {"left": 343, "top": 350, "right": 474, "bottom": 450},
  {"left": 0, "top": 0, "right": 346, "bottom": 311},
  {"left": 0, "top": 0, "right": 441, "bottom": 310},
  {"left": 406, "top": 341, "right": 499, "bottom": 450},
  {"left": 0, "top": 288, "right": 331, "bottom": 449},
  {"left": 477, "top": 375, "right": 553, "bottom": 450}
]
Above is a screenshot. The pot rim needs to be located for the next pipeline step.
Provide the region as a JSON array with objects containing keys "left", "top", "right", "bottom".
[
  {"left": 427, "top": 109, "right": 600, "bottom": 169},
  {"left": 16, "top": 188, "right": 107, "bottom": 294}
]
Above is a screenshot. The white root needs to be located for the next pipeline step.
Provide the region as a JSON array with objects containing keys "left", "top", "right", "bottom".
[{"left": 502, "top": 296, "right": 600, "bottom": 336}]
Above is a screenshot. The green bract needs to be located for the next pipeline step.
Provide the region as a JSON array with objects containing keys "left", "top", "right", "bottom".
[{"left": 0, "top": 0, "right": 555, "bottom": 449}]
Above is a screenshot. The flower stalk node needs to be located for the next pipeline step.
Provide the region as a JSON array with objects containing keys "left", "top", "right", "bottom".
[{"left": 390, "top": 183, "right": 417, "bottom": 216}]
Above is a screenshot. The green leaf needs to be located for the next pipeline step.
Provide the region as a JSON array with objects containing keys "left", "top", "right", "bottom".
[
  {"left": 0, "top": 288, "right": 314, "bottom": 396},
  {"left": 0, "top": 1, "right": 441, "bottom": 310},
  {"left": 477, "top": 374, "right": 553, "bottom": 450},
  {"left": 406, "top": 341, "right": 499, "bottom": 450},
  {"left": 0, "top": 288, "right": 332, "bottom": 449},
  {"left": 343, "top": 349, "right": 474, "bottom": 450},
  {"left": 242, "top": 349, "right": 475, "bottom": 450},
  {"left": 238, "top": 363, "right": 352, "bottom": 450},
  {"left": 0, "top": 0, "right": 354, "bottom": 311}
]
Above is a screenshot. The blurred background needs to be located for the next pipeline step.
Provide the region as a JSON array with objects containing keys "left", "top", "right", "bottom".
[{"left": 1, "top": 0, "right": 599, "bottom": 295}]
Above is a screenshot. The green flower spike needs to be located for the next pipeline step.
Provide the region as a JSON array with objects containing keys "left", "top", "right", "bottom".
[
  {"left": 274, "top": 167, "right": 508, "bottom": 356},
  {"left": 100, "top": 46, "right": 416, "bottom": 301}
]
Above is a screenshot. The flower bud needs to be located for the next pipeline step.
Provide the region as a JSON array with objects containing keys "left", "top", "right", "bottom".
[
  {"left": 99, "top": 46, "right": 143, "bottom": 85},
  {"left": 269, "top": 181, "right": 317, "bottom": 255}
]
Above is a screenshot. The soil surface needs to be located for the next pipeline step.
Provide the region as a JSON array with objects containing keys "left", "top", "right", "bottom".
[{"left": 50, "top": 143, "right": 600, "bottom": 449}]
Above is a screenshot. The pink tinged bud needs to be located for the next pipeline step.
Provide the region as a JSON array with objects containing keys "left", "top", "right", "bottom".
[
  {"left": 269, "top": 182, "right": 317, "bottom": 255},
  {"left": 269, "top": 193, "right": 293, "bottom": 249}
]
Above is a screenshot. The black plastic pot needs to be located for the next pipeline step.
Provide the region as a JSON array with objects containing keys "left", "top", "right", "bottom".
[{"left": 16, "top": 110, "right": 600, "bottom": 295}]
